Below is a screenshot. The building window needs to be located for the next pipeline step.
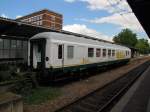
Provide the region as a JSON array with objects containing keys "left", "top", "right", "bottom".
[
  {"left": 32, "top": 17, "right": 35, "bottom": 22},
  {"left": 10, "top": 40, "right": 17, "bottom": 58},
  {"left": 4, "top": 39, "right": 10, "bottom": 49},
  {"left": 28, "top": 18, "right": 31, "bottom": 22},
  {"left": 17, "top": 40, "right": 22, "bottom": 48},
  {"left": 0, "top": 38, "right": 3, "bottom": 49},
  {"left": 11, "top": 40, "right": 17, "bottom": 49},
  {"left": 16, "top": 40, "right": 23, "bottom": 58},
  {"left": 39, "top": 21, "right": 42, "bottom": 25},
  {"left": 0, "top": 49, "right": 3, "bottom": 58},
  {"left": 0, "top": 38, "right": 28, "bottom": 60},
  {"left": 22, "top": 41, "right": 28, "bottom": 60},
  {"left": 36, "top": 22, "right": 39, "bottom": 25},
  {"left": 39, "top": 15, "right": 42, "bottom": 20},
  {"left": 103, "top": 49, "right": 106, "bottom": 57},
  {"left": 3, "top": 39, "right": 10, "bottom": 58},
  {"left": 51, "top": 22, "right": 55, "bottom": 29},
  {"left": 0, "top": 39, "right": 3, "bottom": 58},
  {"left": 67, "top": 46, "right": 74, "bottom": 59},
  {"left": 51, "top": 16, "right": 55, "bottom": 21},
  {"left": 88, "top": 48, "right": 94, "bottom": 57},
  {"left": 58, "top": 45, "right": 63, "bottom": 59},
  {"left": 96, "top": 48, "right": 101, "bottom": 57},
  {"left": 108, "top": 49, "right": 111, "bottom": 57},
  {"left": 112, "top": 50, "right": 115, "bottom": 57}
]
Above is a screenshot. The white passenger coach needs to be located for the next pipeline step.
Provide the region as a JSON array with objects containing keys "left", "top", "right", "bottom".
[{"left": 28, "top": 32, "right": 131, "bottom": 81}]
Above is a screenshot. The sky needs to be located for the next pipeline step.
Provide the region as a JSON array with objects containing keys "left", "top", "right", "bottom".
[{"left": 0, "top": 0, "right": 149, "bottom": 42}]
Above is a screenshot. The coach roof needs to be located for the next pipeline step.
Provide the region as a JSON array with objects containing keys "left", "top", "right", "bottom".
[{"left": 31, "top": 32, "right": 130, "bottom": 50}]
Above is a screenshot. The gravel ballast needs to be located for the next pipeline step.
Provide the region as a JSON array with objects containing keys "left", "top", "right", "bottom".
[{"left": 24, "top": 57, "right": 150, "bottom": 112}]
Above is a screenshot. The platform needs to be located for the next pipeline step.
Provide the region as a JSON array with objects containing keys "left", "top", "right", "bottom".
[{"left": 111, "top": 65, "right": 150, "bottom": 112}]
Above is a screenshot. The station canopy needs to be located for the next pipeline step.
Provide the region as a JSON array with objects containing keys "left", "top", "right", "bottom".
[
  {"left": 0, "top": 17, "right": 114, "bottom": 44},
  {"left": 127, "top": 0, "right": 150, "bottom": 38},
  {"left": 0, "top": 17, "right": 54, "bottom": 39}
]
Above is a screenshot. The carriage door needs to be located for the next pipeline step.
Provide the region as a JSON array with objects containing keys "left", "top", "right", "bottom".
[
  {"left": 58, "top": 44, "right": 64, "bottom": 68},
  {"left": 30, "top": 39, "right": 46, "bottom": 69}
]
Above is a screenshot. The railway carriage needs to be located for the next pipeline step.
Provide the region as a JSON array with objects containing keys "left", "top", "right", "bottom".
[{"left": 28, "top": 32, "right": 131, "bottom": 81}]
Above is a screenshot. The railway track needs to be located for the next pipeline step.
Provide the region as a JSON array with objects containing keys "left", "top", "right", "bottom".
[{"left": 55, "top": 60, "right": 150, "bottom": 112}]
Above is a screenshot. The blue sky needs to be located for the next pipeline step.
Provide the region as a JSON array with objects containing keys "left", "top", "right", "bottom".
[{"left": 0, "top": 0, "right": 149, "bottom": 41}]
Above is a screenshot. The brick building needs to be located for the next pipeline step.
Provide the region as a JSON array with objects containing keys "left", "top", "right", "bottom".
[{"left": 16, "top": 9, "right": 63, "bottom": 31}]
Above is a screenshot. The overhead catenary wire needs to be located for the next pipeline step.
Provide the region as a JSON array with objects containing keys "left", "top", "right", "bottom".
[{"left": 106, "top": 0, "right": 134, "bottom": 25}]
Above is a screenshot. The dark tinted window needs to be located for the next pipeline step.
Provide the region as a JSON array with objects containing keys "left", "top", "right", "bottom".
[
  {"left": 112, "top": 50, "right": 115, "bottom": 57},
  {"left": 0, "top": 50, "right": 3, "bottom": 58},
  {"left": 96, "top": 48, "right": 101, "bottom": 57},
  {"left": 17, "top": 40, "right": 22, "bottom": 48},
  {"left": 0, "top": 39, "right": 28, "bottom": 61},
  {"left": 4, "top": 39, "right": 10, "bottom": 49},
  {"left": 108, "top": 49, "right": 111, "bottom": 57},
  {"left": 103, "top": 49, "right": 106, "bottom": 57},
  {"left": 88, "top": 48, "right": 94, "bottom": 57},
  {"left": 0, "top": 39, "right": 3, "bottom": 49},
  {"left": 58, "top": 45, "right": 62, "bottom": 59},
  {"left": 11, "top": 40, "right": 17, "bottom": 49}
]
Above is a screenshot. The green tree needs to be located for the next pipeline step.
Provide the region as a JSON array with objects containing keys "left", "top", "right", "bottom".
[
  {"left": 113, "top": 29, "right": 138, "bottom": 47},
  {"left": 135, "top": 39, "right": 150, "bottom": 54}
]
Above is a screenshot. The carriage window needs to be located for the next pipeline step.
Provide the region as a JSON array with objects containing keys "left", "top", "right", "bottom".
[
  {"left": 126, "top": 51, "right": 128, "bottom": 56},
  {"left": 112, "top": 50, "right": 115, "bottom": 57},
  {"left": 108, "top": 49, "right": 111, "bottom": 57},
  {"left": 0, "top": 39, "right": 3, "bottom": 58},
  {"left": 67, "top": 46, "right": 74, "bottom": 59},
  {"left": 88, "top": 48, "right": 94, "bottom": 57},
  {"left": 96, "top": 48, "right": 101, "bottom": 57},
  {"left": 103, "top": 49, "right": 106, "bottom": 57},
  {"left": 58, "top": 45, "right": 62, "bottom": 59}
]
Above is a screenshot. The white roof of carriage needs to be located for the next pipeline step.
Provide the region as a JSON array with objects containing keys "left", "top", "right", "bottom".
[{"left": 31, "top": 32, "right": 130, "bottom": 50}]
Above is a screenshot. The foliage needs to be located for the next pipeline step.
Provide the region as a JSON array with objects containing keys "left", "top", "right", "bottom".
[
  {"left": 0, "top": 71, "right": 12, "bottom": 82},
  {"left": 113, "top": 28, "right": 150, "bottom": 54},
  {"left": 12, "top": 72, "right": 38, "bottom": 95},
  {"left": 135, "top": 39, "right": 150, "bottom": 54},
  {"left": 113, "top": 28, "right": 138, "bottom": 47},
  {"left": 23, "top": 87, "right": 61, "bottom": 105}
]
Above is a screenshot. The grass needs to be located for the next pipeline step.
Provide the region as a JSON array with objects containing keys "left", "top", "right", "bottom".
[{"left": 23, "top": 87, "right": 62, "bottom": 105}]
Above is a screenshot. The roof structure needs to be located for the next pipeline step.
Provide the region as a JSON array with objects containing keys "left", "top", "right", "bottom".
[
  {"left": 127, "top": 0, "right": 150, "bottom": 38},
  {"left": 0, "top": 17, "right": 53, "bottom": 39},
  {"left": 0, "top": 17, "right": 114, "bottom": 44}
]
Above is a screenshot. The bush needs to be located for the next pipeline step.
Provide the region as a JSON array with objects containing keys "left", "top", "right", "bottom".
[
  {"left": 12, "top": 72, "right": 39, "bottom": 95},
  {"left": 0, "top": 71, "right": 12, "bottom": 82},
  {"left": 24, "top": 87, "right": 61, "bottom": 104}
]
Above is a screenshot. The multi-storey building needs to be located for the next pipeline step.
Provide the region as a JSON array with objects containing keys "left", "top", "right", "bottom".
[{"left": 16, "top": 9, "right": 63, "bottom": 31}]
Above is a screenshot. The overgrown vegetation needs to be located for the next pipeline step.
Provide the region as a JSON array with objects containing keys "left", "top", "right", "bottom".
[
  {"left": 0, "top": 65, "right": 62, "bottom": 105},
  {"left": 113, "top": 28, "right": 150, "bottom": 54},
  {"left": 0, "top": 63, "right": 28, "bottom": 82},
  {"left": 23, "top": 87, "right": 61, "bottom": 105},
  {"left": 135, "top": 39, "right": 150, "bottom": 54}
]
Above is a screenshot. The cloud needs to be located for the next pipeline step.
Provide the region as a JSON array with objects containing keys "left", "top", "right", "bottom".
[
  {"left": 64, "top": 0, "right": 131, "bottom": 13},
  {"left": 1, "top": 13, "right": 8, "bottom": 18},
  {"left": 79, "top": 13, "right": 144, "bottom": 32},
  {"left": 63, "top": 24, "right": 112, "bottom": 41},
  {"left": 64, "top": 0, "right": 76, "bottom": 3},
  {"left": 16, "top": 15, "right": 22, "bottom": 19},
  {"left": 85, "top": 0, "right": 131, "bottom": 13},
  {"left": 65, "top": 0, "right": 144, "bottom": 32}
]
